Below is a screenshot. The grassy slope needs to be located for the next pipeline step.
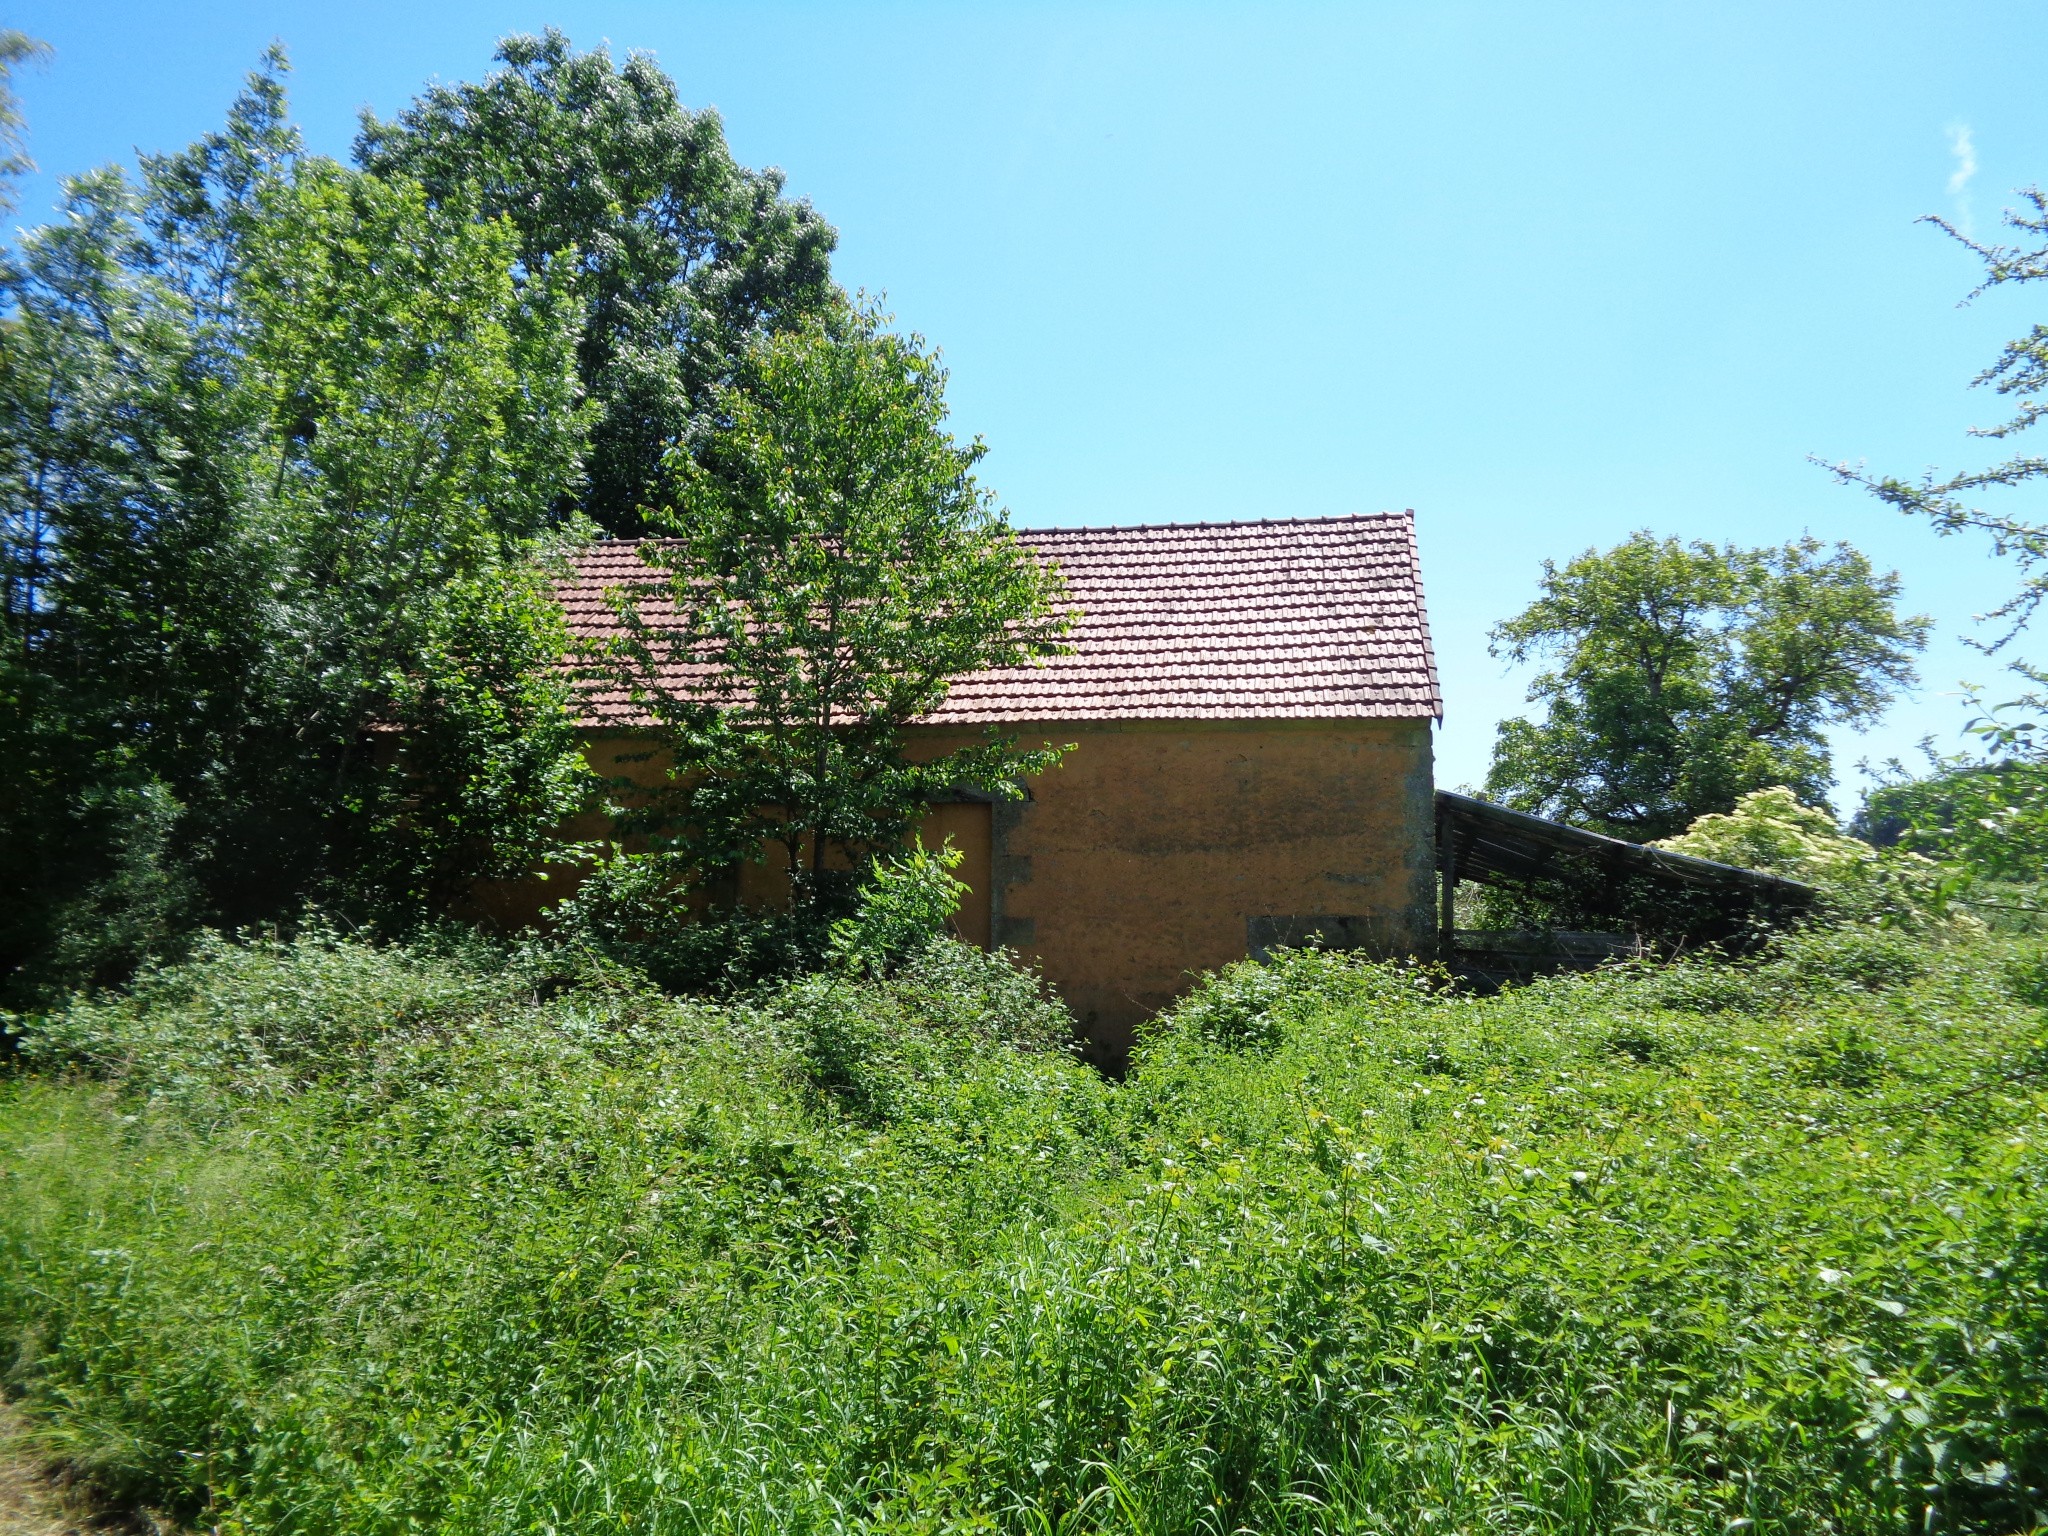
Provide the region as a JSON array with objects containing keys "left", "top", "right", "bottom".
[{"left": 0, "top": 929, "right": 2044, "bottom": 1535}]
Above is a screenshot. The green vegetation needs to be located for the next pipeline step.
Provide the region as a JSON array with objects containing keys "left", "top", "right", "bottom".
[
  {"left": 1656, "top": 787, "right": 1958, "bottom": 930},
  {"left": 1, "top": 37, "right": 1056, "bottom": 1007},
  {"left": 1861, "top": 755, "right": 2048, "bottom": 890},
  {"left": 0, "top": 53, "right": 595, "bottom": 1001},
  {"left": 357, "top": 30, "right": 840, "bottom": 536},
  {"left": 2, "top": 28, "right": 2043, "bottom": 1536},
  {"left": 591, "top": 303, "right": 1072, "bottom": 940},
  {"left": 556, "top": 837, "right": 982, "bottom": 995},
  {"left": 1853, "top": 671, "right": 2048, "bottom": 922},
  {"left": 3, "top": 924, "right": 2044, "bottom": 1533},
  {"left": 1463, "top": 784, "right": 1958, "bottom": 946},
  {"left": 1484, "top": 533, "right": 1928, "bottom": 841}
]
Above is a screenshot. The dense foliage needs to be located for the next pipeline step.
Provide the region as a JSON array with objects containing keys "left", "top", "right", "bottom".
[
  {"left": 4, "top": 44, "right": 2038, "bottom": 1533},
  {"left": 0, "top": 37, "right": 1072, "bottom": 1004},
  {"left": 553, "top": 836, "right": 976, "bottom": 995},
  {"left": 357, "top": 30, "right": 841, "bottom": 536},
  {"left": 1861, "top": 754, "right": 2048, "bottom": 885},
  {"left": 0, "top": 55, "right": 593, "bottom": 1003},
  {"left": 594, "top": 305, "right": 1072, "bottom": 929},
  {"left": 2, "top": 926, "right": 2044, "bottom": 1533},
  {"left": 1656, "top": 786, "right": 1957, "bottom": 929},
  {"left": 1486, "top": 533, "right": 1927, "bottom": 840},
  {"left": 1851, "top": 677, "right": 2048, "bottom": 915}
]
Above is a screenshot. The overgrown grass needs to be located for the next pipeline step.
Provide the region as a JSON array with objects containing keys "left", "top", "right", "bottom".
[{"left": 1, "top": 925, "right": 2044, "bottom": 1533}]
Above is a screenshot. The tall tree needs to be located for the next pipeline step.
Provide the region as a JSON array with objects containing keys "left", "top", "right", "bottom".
[
  {"left": 1485, "top": 532, "right": 1927, "bottom": 840},
  {"left": 602, "top": 303, "right": 1072, "bottom": 915},
  {"left": 1823, "top": 191, "right": 2048, "bottom": 876},
  {"left": 0, "top": 29, "right": 50, "bottom": 213},
  {"left": 0, "top": 53, "right": 594, "bottom": 999},
  {"left": 1829, "top": 190, "right": 2048, "bottom": 658},
  {"left": 356, "top": 30, "right": 840, "bottom": 536}
]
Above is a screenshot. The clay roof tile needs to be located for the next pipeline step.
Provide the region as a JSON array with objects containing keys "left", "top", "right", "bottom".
[{"left": 559, "top": 511, "right": 1442, "bottom": 725}]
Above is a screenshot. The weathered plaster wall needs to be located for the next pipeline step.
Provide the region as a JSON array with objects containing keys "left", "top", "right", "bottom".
[
  {"left": 468, "top": 735, "right": 1000, "bottom": 937},
  {"left": 465, "top": 735, "right": 677, "bottom": 934},
  {"left": 477, "top": 719, "right": 1437, "bottom": 1069},
  {"left": 905, "top": 718, "right": 1437, "bottom": 1069}
]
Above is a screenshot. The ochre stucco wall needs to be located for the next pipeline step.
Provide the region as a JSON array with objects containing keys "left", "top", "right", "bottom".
[
  {"left": 477, "top": 718, "right": 1436, "bottom": 1068},
  {"left": 905, "top": 719, "right": 1437, "bottom": 1068}
]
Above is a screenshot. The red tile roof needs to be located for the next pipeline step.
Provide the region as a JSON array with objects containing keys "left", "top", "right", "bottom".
[{"left": 561, "top": 511, "right": 1441, "bottom": 725}]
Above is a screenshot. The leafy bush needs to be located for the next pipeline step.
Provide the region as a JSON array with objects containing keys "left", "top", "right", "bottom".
[
  {"left": 1858, "top": 747, "right": 2048, "bottom": 885},
  {"left": 1656, "top": 785, "right": 1959, "bottom": 928},
  {"left": 1163, "top": 945, "right": 1439, "bottom": 1052},
  {"left": 3, "top": 930, "right": 2046, "bottom": 1534},
  {"left": 2004, "top": 946, "right": 2048, "bottom": 1008},
  {"left": 776, "top": 938, "right": 1079, "bottom": 1120},
  {"left": 550, "top": 847, "right": 846, "bottom": 993},
  {"left": 555, "top": 840, "right": 977, "bottom": 995},
  {"left": 1766, "top": 923, "right": 1931, "bottom": 991},
  {"left": 32, "top": 776, "right": 200, "bottom": 1003},
  {"left": 1857, "top": 752, "right": 2048, "bottom": 931},
  {"left": 887, "top": 935, "right": 1078, "bottom": 1056},
  {"left": 829, "top": 839, "right": 968, "bottom": 976},
  {"left": 4, "top": 923, "right": 518, "bottom": 1103}
]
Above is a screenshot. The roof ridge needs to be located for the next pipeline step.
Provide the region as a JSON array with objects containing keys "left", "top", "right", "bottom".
[
  {"left": 1016, "top": 510, "right": 1413, "bottom": 536},
  {"left": 583, "top": 510, "right": 1415, "bottom": 547}
]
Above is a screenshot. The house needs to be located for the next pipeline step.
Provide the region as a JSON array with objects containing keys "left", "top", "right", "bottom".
[{"left": 551, "top": 511, "right": 1443, "bottom": 1068}]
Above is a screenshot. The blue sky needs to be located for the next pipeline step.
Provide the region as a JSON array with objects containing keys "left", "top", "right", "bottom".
[{"left": 11, "top": 2, "right": 2048, "bottom": 806}]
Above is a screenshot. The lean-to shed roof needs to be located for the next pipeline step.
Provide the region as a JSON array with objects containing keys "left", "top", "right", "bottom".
[
  {"left": 560, "top": 511, "right": 1442, "bottom": 726},
  {"left": 1434, "top": 790, "right": 1818, "bottom": 908}
]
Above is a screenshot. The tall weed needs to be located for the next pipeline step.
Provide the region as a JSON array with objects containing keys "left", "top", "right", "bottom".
[{"left": 1, "top": 929, "right": 2043, "bottom": 1533}]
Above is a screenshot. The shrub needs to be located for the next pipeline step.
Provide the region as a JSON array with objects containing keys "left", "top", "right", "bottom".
[
  {"left": 2006, "top": 946, "right": 2048, "bottom": 1009},
  {"left": 887, "top": 936, "right": 1078, "bottom": 1055},
  {"left": 1624, "top": 951, "right": 1766, "bottom": 1013},
  {"left": 773, "top": 938, "right": 1081, "bottom": 1119},
  {"left": 828, "top": 840, "right": 968, "bottom": 977},
  {"left": 4, "top": 923, "right": 516, "bottom": 1103},
  {"left": 1766, "top": 924, "right": 1930, "bottom": 991},
  {"left": 32, "top": 776, "right": 200, "bottom": 1006},
  {"left": 3, "top": 930, "right": 2046, "bottom": 1534},
  {"left": 776, "top": 968, "right": 905, "bottom": 1115},
  {"left": 1161, "top": 946, "right": 1440, "bottom": 1052},
  {"left": 553, "top": 839, "right": 977, "bottom": 995},
  {"left": 1860, "top": 753, "right": 2048, "bottom": 883},
  {"left": 550, "top": 847, "right": 844, "bottom": 994},
  {"left": 1656, "top": 785, "right": 1960, "bottom": 929}
]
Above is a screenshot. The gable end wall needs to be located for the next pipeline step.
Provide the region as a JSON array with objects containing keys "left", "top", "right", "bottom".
[{"left": 907, "top": 718, "right": 1436, "bottom": 1070}]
